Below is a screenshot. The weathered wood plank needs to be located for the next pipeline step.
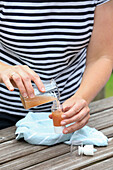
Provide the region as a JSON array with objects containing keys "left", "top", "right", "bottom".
[
  {"left": 89, "top": 96, "right": 113, "bottom": 114},
  {"left": 82, "top": 157, "right": 113, "bottom": 170},
  {"left": 0, "top": 144, "right": 70, "bottom": 170},
  {"left": 87, "top": 108, "right": 113, "bottom": 130},
  {"left": 0, "top": 126, "right": 16, "bottom": 143},
  {"left": 23, "top": 138, "right": 113, "bottom": 170},
  {"left": 0, "top": 139, "right": 47, "bottom": 164},
  {"left": 1, "top": 126, "right": 113, "bottom": 170},
  {"left": 101, "top": 126, "right": 113, "bottom": 138}
]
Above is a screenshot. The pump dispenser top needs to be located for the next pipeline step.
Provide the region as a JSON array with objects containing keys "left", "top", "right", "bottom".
[{"left": 78, "top": 145, "right": 97, "bottom": 156}]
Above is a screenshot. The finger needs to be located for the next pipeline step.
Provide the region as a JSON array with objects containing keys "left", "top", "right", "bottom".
[
  {"left": 63, "top": 114, "right": 90, "bottom": 134},
  {"left": 20, "top": 75, "right": 35, "bottom": 98},
  {"left": 2, "top": 74, "right": 14, "bottom": 91},
  {"left": 13, "top": 66, "right": 35, "bottom": 98},
  {"left": 49, "top": 114, "right": 52, "bottom": 119},
  {"left": 62, "top": 100, "right": 87, "bottom": 118},
  {"left": 61, "top": 106, "right": 90, "bottom": 126},
  {"left": 62, "top": 100, "right": 74, "bottom": 112},
  {"left": 63, "top": 106, "right": 71, "bottom": 112},
  {"left": 22, "top": 65, "right": 45, "bottom": 92},
  {"left": 10, "top": 72, "right": 29, "bottom": 97},
  {"left": 13, "top": 65, "right": 44, "bottom": 98},
  {"left": 32, "top": 74, "right": 45, "bottom": 92}
]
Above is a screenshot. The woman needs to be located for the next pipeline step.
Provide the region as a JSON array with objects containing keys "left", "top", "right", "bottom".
[{"left": 0, "top": 0, "right": 113, "bottom": 132}]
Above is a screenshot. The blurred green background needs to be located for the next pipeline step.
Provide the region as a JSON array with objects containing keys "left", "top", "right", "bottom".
[{"left": 105, "top": 72, "right": 113, "bottom": 98}]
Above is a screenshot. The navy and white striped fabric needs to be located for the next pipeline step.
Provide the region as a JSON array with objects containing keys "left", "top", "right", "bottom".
[{"left": 0, "top": 0, "right": 110, "bottom": 116}]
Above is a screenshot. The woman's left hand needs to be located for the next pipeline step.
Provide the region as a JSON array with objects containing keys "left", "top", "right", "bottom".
[{"left": 61, "top": 95, "right": 90, "bottom": 134}]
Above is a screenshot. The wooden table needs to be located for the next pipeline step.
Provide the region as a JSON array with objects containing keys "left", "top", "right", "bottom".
[{"left": 0, "top": 97, "right": 113, "bottom": 170}]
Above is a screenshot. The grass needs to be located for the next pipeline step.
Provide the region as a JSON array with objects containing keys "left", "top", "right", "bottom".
[{"left": 105, "top": 73, "right": 113, "bottom": 98}]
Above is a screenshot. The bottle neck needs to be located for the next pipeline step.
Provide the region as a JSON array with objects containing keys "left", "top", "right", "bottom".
[{"left": 52, "top": 100, "right": 61, "bottom": 112}]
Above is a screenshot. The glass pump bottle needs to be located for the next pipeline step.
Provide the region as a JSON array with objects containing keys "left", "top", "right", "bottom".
[{"left": 51, "top": 100, "right": 65, "bottom": 134}]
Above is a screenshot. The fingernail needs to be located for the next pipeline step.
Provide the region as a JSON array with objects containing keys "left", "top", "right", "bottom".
[
  {"left": 61, "top": 121, "right": 66, "bottom": 125},
  {"left": 30, "top": 93, "right": 35, "bottom": 98},
  {"left": 41, "top": 87, "right": 45, "bottom": 92},
  {"left": 61, "top": 114, "right": 66, "bottom": 118},
  {"left": 64, "top": 129, "right": 68, "bottom": 134},
  {"left": 23, "top": 93, "right": 28, "bottom": 98},
  {"left": 10, "top": 87, "right": 14, "bottom": 91}
]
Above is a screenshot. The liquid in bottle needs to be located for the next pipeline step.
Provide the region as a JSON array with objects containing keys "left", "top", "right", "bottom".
[{"left": 52, "top": 100, "right": 65, "bottom": 134}]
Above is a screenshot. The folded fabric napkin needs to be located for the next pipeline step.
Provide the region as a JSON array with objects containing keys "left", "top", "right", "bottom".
[{"left": 15, "top": 112, "right": 108, "bottom": 146}]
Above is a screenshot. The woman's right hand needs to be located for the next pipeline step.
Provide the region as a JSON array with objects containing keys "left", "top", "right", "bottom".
[{"left": 0, "top": 63, "right": 45, "bottom": 98}]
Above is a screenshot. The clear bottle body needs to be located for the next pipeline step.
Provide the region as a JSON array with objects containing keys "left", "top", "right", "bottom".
[{"left": 51, "top": 100, "right": 65, "bottom": 134}]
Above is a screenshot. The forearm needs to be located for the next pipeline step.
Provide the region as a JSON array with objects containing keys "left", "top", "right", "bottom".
[
  {"left": 75, "top": 1, "right": 113, "bottom": 104},
  {"left": 75, "top": 57, "right": 113, "bottom": 104}
]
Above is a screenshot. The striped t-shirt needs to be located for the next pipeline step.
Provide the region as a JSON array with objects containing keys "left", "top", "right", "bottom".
[{"left": 0, "top": 0, "right": 110, "bottom": 116}]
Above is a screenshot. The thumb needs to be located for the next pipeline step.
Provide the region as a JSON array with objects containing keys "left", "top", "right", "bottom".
[{"left": 49, "top": 114, "right": 52, "bottom": 119}]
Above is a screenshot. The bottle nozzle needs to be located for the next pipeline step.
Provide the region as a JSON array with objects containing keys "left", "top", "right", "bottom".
[{"left": 78, "top": 145, "right": 97, "bottom": 156}]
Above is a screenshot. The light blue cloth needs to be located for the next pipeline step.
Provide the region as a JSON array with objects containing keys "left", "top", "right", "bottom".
[{"left": 15, "top": 112, "right": 108, "bottom": 146}]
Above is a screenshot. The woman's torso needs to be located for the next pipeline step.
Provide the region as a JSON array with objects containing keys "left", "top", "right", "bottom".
[{"left": 0, "top": 0, "right": 106, "bottom": 115}]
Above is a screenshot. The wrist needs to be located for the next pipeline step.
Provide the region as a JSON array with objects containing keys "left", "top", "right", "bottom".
[{"left": 73, "top": 90, "right": 91, "bottom": 105}]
